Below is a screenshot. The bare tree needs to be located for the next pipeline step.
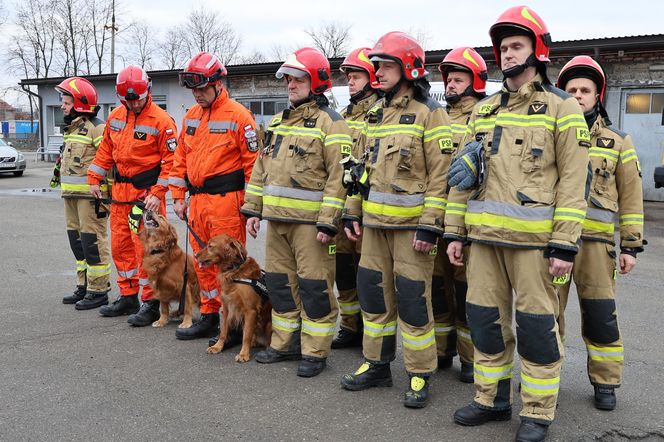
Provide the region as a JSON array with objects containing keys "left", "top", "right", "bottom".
[
  {"left": 404, "top": 26, "right": 434, "bottom": 51},
  {"left": 124, "top": 21, "right": 156, "bottom": 69},
  {"left": 304, "top": 22, "right": 351, "bottom": 58},
  {"left": 267, "top": 43, "right": 302, "bottom": 62},
  {"left": 157, "top": 29, "right": 188, "bottom": 70},
  {"left": 55, "top": 0, "right": 90, "bottom": 75},
  {"left": 87, "top": 0, "right": 117, "bottom": 74},
  {"left": 12, "top": 0, "right": 59, "bottom": 78},
  {"left": 236, "top": 49, "right": 268, "bottom": 65},
  {"left": 181, "top": 6, "right": 241, "bottom": 65}
]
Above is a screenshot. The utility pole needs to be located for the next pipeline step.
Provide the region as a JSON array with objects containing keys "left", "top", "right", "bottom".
[{"left": 104, "top": 0, "right": 117, "bottom": 72}]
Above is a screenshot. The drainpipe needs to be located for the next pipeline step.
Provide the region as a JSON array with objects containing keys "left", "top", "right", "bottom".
[{"left": 20, "top": 83, "right": 43, "bottom": 149}]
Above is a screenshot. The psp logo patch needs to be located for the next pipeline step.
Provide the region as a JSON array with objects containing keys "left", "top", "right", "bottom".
[{"left": 576, "top": 128, "right": 591, "bottom": 143}]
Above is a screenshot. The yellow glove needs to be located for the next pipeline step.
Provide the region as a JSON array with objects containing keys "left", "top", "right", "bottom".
[{"left": 128, "top": 205, "right": 143, "bottom": 233}]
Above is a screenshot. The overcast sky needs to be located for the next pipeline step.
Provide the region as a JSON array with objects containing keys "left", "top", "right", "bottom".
[{"left": 2, "top": 0, "right": 664, "bottom": 106}]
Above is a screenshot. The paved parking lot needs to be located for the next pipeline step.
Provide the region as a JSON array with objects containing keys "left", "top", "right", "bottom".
[{"left": 0, "top": 162, "right": 663, "bottom": 441}]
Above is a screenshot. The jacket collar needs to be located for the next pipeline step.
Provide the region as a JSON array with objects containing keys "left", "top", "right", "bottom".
[
  {"left": 286, "top": 100, "right": 320, "bottom": 120},
  {"left": 210, "top": 86, "right": 230, "bottom": 111},
  {"left": 449, "top": 98, "right": 477, "bottom": 116},
  {"left": 384, "top": 88, "right": 414, "bottom": 109},
  {"left": 347, "top": 93, "right": 378, "bottom": 117}
]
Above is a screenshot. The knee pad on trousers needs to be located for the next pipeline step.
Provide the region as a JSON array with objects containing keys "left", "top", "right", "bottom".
[
  {"left": 466, "top": 303, "right": 505, "bottom": 354},
  {"left": 357, "top": 266, "right": 386, "bottom": 314},
  {"left": 454, "top": 280, "right": 468, "bottom": 322},
  {"left": 298, "top": 277, "right": 331, "bottom": 319},
  {"left": 395, "top": 275, "right": 428, "bottom": 328},
  {"left": 80, "top": 232, "right": 101, "bottom": 265},
  {"left": 430, "top": 275, "right": 449, "bottom": 315},
  {"left": 581, "top": 299, "right": 620, "bottom": 344},
  {"left": 515, "top": 310, "right": 560, "bottom": 364},
  {"left": 335, "top": 253, "right": 357, "bottom": 291},
  {"left": 380, "top": 335, "right": 397, "bottom": 362},
  {"left": 67, "top": 230, "right": 85, "bottom": 260},
  {"left": 265, "top": 272, "right": 297, "bottom": 313}
]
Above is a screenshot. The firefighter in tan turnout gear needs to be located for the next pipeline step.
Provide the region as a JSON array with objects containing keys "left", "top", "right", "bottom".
[
  {"left": 56, "top": 77, "right": 112, "bottom": 310},
  {"left": 433, "top": 47, "right": 488, "bottom": 383},
  {"left": 556, "top": 55, "right": 644, "bottom": 412},
  {"left": 331, "top": 47, "right": 381, "bottom": 349},
  {"left": 445, "top": 7, "right": 590, "bottom": 441},
  {"left": 241, "top": 47, "right": 352, "bottom": 378},
  {"left": 339, "top": 31, "right": 452, "bottom": 409}
]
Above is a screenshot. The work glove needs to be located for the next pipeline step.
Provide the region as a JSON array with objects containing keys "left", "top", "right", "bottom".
[
  {"left": 49, "top": 160, "right": 61, "bottom": 188},
  {"left": 340, "top": 155, "right": 370, "bottom": 198},
  {"left": 128, "top": 205, "right": 143, "bottom": 234},
  {"left": 447, "top": 139, "right": 485, "bottom": 191}
]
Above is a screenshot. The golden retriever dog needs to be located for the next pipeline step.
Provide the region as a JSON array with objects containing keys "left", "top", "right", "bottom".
[
  {"left": 139, "top": 211, "right": 200, "bottom": 328},
  {"left": 195, "top": 234, "right": 272, "bottom": 362}
]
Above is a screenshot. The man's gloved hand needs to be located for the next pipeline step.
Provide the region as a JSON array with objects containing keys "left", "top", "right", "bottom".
[
  {"left": 49, "top": 161, "right": 61, "bottom": 188},
  {"left": 340, "top": 155, "right": 370, "bottom": 198},
  {"left": 447, "top": 139, "right": 484, "bottom": 191},
  {"left": 128, "top": 205, "right": 143, "bottom": 234}
]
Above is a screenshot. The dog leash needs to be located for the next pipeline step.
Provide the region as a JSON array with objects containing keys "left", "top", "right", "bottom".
[{"left": 177, "top": 211, "right": 207, "bottom": 315}]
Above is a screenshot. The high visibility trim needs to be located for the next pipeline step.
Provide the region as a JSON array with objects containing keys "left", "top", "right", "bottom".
[
  {"left": 61, "top": 181, "right": 108, "bottom": 193},
  {"left": 446, "top": 202, "right": 468, "bottom": 217},
  {"left": 201, "top": 288, "right": 219, "bottom": 299},
  {"left": 363, "top": 319, "right": 397, "bottom": 337},
  {"left": 156, "top": 178, "right": 168, "bottom": 187},
  {"left": 346, "top": 121, "right": 366, "bottom": 129},
  {"left": 434, "top": 323, "right": 455, "bottom": 336},
  {"left": 208, "top": 121, "right": 238, "bottom": 131},
  {"left": 168, "top": 177, "right": 188, "bottom": 187},
  {"left": 620, "top": 149, "right": 638, "bottom": 164},
  {"left": 139, "top": 278, "right": 150, "bottom": 286},
  {"left": 451, "top": 124, "right": 468, "bottom": 134},
  {"left": 134, "top": 125, "right": 159, "bottom": 136},
  {"left": 520, "top": 373, "right": 560, "bottom": 396},
  {"left": 553, "top": 207, "right": 586, "bottom": 223},
  {"left": 474, "top": 363, "right": 513, "bottom": 383},
  {"left": 339, "top": 301, "right": 361, "bottom": 315},
  {"left": 423, "top": 125, "right": 452, "bottom": 142},
  {"left": 587, "top": 207, "right": 615, "bottom": 223},
  {"left": 363, "top": 200, "right": 423, "bottom": 218},
  {"left": 64, "top": 134, "right": 93, "bottom": 144},
  {"left": 324, "top": 134, "right": 353, "bottom": 146},
  {"left": 273, "top": 124, "right": 325, "bottom": 141},
  {"left": 110, "top": 119, "right": 126, "bottom": 131},
  {"left": 424, "top": 197, "right": 447, "bottom": 209},
  {"left": 401, "top": 328, "right": 435, "bottom": 350},
  {"left": 272, "top": 313, "right": 301, "bottom": 332},
  {"left": 185, "top": 119, "right": 201, "bottom": 128},
  {"left": 263, "top": 196, "right": 321, "bottom": 211},
  {"left": 462, "top": 155, "right": 477, "bottom": 174},
  {"left": 246, "top": 184, "right": 264, "bottom": 197},
  {"left": 264, "top": 185, "right": 323, "bottom": 201},
  {"left": 88, "top": 164, "right": 108, "bottom": 177},
  {"left": 466, "top": 200, "right": 553, "bottom": 233},
  {"left": 117, "top": 268, "right": 139, "bottom": 279},
  {"left": 62, "top": 176, "right": 91, "bottom": 184},
  {"left": 557, "top": 114, "right": 588, "bottom": 132},
  {"left": 366, "top": 124, "right": 425, "bottom": 138},
  {"left": 322, "top": 197, "right": 345, "bottom": 209},
  {"left": 93, "top": 136, "right": 103, "bottom": 148},
  {"left": 76, "top": 260, "right": 86, "bottom": 272},
  {"left": 302, "top": 319, "right": 336, "bottom": 337},
  {"left": 587, "top": 344, "right": 624, "bottom": 361},
  {"left": 368, "top": 190, "right": 425, "bottom": 207},
  {"left": 589, "top": 147, "right": 619, "bottom": 162},
  {"left": 619, "top": 213, "right": 644, "bottom": 226},
  {"left": 87, "top": 263, "right": 111, "bottom": 277},
  {"left": 457, "top": 326, "right": 472, "bottom": 342},
  {"left": 583, "top": 218, "right": 614, "bottom": 234}
]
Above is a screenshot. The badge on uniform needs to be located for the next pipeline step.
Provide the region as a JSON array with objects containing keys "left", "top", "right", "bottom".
[
  {"left": 78, "top": 127, "right": 88, "bottom": 135},
  {"left": 166, "top": 137, "right": 178, "bottom": 152},
  {"left": 399, "top": 114, "right": 416, "bottom": 124},
  {"left": 244, "top": 124, "right": 259, "bottom": 152},
  {"left": 428, "top": 245, "right": 438, "bottom": 256},
  {"left": 186, "top": 126, "right": 196, "bottom": 136},
  {"left": 552, "top": 273, "right": 570, "bottom": 285},
  {"left": 304, "top": 119, "right": 317, "bottom": 128},
  {"left": 328, "top": 244, "right": 336, "bottom": 255},
  {"left": 165, "top": 128, "right": 174, "bottom": 136},
  {"left": 597, "top": 137, "right": 615, "bottom": 148},
  {"left": 478, "top": 104, "right": 495, "bottom": 115},
  {"left": 438, "top": 138, "right": 453, "bottom": 152},
  {"left": 341, "top": 144, "right": 352, "bottom": 156},
  {"left": 528, "top": 102, "right": 547, "bottom": 115},
  {"left": 134, "top": 131, "right": 147, "bottom": 140},
  {"left": 576, "top": 128, "right": 591, "bottom": 143}
]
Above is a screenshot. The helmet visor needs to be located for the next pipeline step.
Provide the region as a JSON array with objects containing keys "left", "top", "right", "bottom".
[
  {"left": 179, "top": 72, "right": 209, "bottom": 89},
  {"left": 275, "top": 66, "right": 308, "bottom": 79}
]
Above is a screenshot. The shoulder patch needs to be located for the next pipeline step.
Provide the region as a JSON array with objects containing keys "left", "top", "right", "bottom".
[
  {"left": 596, "top": 137, "right": 615, "bottom": 149},
  {"left": 605, "top": 126, "right": 628, "bottom": 139},
  {"left": 542, "top": 83, "right": 571, "bottom": 100},
  {"left": 414, "top": 96, "right": 443, "bottom": 111},
  {"left": 319, "top": 105, "right": 343, "bottom": 122},
  {"left": 528, "top": 102, "right": 548, "bottom": 115}
]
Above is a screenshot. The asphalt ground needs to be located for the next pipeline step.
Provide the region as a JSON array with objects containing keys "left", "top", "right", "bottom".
[{"left": 0, "top": 161, "right": 663, "bottom": 441}]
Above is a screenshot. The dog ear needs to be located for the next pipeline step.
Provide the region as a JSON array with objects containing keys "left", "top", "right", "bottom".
[
  {"left": 230, "top": 238, "right": 246, "bottom": 262},
  {"left": 168, "top": 223, "right": 178, "bottom": 242}
]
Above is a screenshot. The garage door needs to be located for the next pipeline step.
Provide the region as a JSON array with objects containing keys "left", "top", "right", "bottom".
[{"left": 620, "top": 88, "right": 664, "bottom": 201}]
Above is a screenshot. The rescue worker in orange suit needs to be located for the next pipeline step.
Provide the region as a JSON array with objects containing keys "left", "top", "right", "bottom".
[
  {"left": 169, "top": 52, "right": 259, "bottom": 340},
  {"left": 445, "top": 7, "right": 590, "bottom": 440},
  {"left": 88, "top": 65, "right": 177, "bottom": 326},
  {"left": 339, "top": 32, "right": 452, "bottom": 408},
  {"left": 556, "top": 56, "right": 644, "bottom": 411},
  {"left": 433, "top": 47, "right": 487, "bottom": 382},
  {"left": 331, "top": 47, "right": 381, "bottom": 349},
  {"left": 241, "top": 47, "right": 352, "bottom": 377},
  {"left": 56, "top": 77, "right": 112, "bottom": 310}
]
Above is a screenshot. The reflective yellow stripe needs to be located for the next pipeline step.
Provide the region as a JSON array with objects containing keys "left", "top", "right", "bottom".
[
  {"left": 587, "top": 344, "right": 624, "bottom": 361},
  {"left": 322, "top": 197, "right": 345, "bottom": 209},
  {"left": 272, "top": 313, "right": 301, "bottom": 332},
  {"left": 619, "top": 213, "right": 643, "bottom": 226},
  {"left": 302, "top": 319, "right": 336, "bottom": 337},
  {"left": 363, "top": 319, "right": 397, "bottom": 337},
  {"left": 424, "top": 197, "right": 447, "bottom": 209},
  {"left": 64, "top": 134, "right": 93, "bottom": 144},
  {"left": 366, "top": 124, "right": 425, "bottom": 138},
  {"left": 583, "top": 218, "right": 615, "bottom": 234},
  {"left": 451, "top": 124, "right": 467, "bottom": 134},
  {"left": 76, "top": 260, "right": 86, "bottom": 272},
  {"left": 93, "top": 135, "right": 103, "bottom": 148},
  {"left": 446, "top": 202, "right": 467, "bottom": 216},
  {"left": 339, "top": 301, "right": 361, "bottom": 315},
  {"left": 324, "top": 134, "right": 353, "bottom": 146},
  {"left": 589, "top": 147, "right": 619, "bottom": 161},
  {"left": 362, "top": 200, "right": 423, "bottom": 218},
  {"left": 520, "top": 373, "right": 560, "bottom": 396},
  {"left": 434, "top": 323, "right": 454, "bottom": 336},
  {"left": 263, "top": 195, "right": 321, "bottom": 212},
  {"left": 346, "top": 121, "right": 366, "bottom": 129},
  {"left": 401, "top": 328, "right": 435, "bottom": 350},
  {"left": 553, "top": 207, "right": 586, "bottom": 223},
  {"left": 61, "top": 183, "right": 109, "bottom": 192},
  {"left": 273, "top": 124, "right": 325, "bottom": 141},
  {"left": 423, "top": 125, "right": 452, "bottom": 142},
  {"left": 462, "top": 155, "right": 476, "bottom": 174},
  {"left": 557, "top": 114, "right": 588, "bottom": 132},
  {"left": 457, "top": 326, "right": 472, "bottom": 342},
  {"left": 499, "top": 113, "right": 555, "bottom": 130},
  {"left": 620, "top": 149, "right": 638, "bottom": 164},
  {"left": 87, "top": 263, "right": 111, "bottom": 277},
  {"left": 474, "top": 363, "right": 513, "bottom": 383},
  {"left": 466, "top": 212, "right": 552, "bottom": 233}
]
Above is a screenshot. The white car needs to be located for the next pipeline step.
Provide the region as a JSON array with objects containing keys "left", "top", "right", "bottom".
[{"left": 0, "top": 139, "right": 27, "bottom": 177}]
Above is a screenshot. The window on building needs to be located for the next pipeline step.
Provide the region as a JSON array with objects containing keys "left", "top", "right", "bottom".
[
  {"left": 626, "top": 94, "right": 651, "bottom": 114},
  {"left": 51, "top": 106, "right": 64, "bottom": 133},
  {"left": 263, "top": 101, "right": 275, "bottom": 116},
  {"left": 250, "top": 101, "right": 262, "bottom": 115},
  {"left": 652, "top": 93, "right": 664, "bottom": 115},
  {"left": 275, "top": 101, "right": 289, "bottom": 114}
]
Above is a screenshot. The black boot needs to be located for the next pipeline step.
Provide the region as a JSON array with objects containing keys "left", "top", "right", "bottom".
[
  {"left": 63, "top": 286, "right": 86, "bottom": 304},
  {"left": 99, "top": 294, "right": 140, "bottom": 317},
  {"left": 515, "top": 419, "right": 549, "bottom": 442},
  {"left": 331, "top": 328, "right": 363, "bottom": 349},
  {"left": 208, "top": 327, "right": 244, "bottom": 349},
  {"left": 460, "top": 361, "right": 474, "bottom": 383},
  {"left": 340, "top": 361, "right": 393, "bottom": 391},
  {"left": 453, "top": 402, "right": 512, "bottom": 426},
  {"left": 74, "top": 291, "right": 108, "bottom": 310},
  {"left": 175, "top": 313, "right": 219, "bottom": 340},
  {"left": 127, "top": 300, "right": 160, "bottom": 327},
  {"left": 438, "top": 355, "right": 454, "bottom": 369},
  {"left": 594, "top": 385, "right": 617, "bottom": 410},
  {"left": 297, "top": 356, "right": 327, "bottom": 377},
  {"left": 404, "top": 374, "right": 430, "bottom": 408},
  {"left": 255, "top": 347, "right": 301, "bottom": 363}
]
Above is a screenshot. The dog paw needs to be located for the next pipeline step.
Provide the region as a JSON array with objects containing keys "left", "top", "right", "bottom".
[
  {"left": 235, "top": 352, "right": 250, "bottom": 363},
  {"left": 207, "top": 344, "right": 223, "bottom": 355},
  {"left": 152, "top": 319, "right": 167, "bottom": 328},
  {"left": 178, "top": 321, "right": 192, "bottom": 329}
]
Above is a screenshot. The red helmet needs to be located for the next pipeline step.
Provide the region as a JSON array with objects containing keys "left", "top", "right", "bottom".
[
  {"left": 179, "top": 52, "right": 227, "bottom": 89},
  {"left": 557, "top": 55, "right": 606, "bottom": 103},
  {"left": 489, "top": 5, "right": 551, "bottom": 66},
  {"left": 368, "top": 32, "right": 428, "bottom": 81},
  {"left": 55, "top": 77, "right": 98, "bottom": 114},
  {"left": 340, "top": 47, "right": 379, "bottom": 89},
  {"left": 276, "top": 47, "right": 331, "bottom": 94},
  {"left": 116, "top": 65, "right": 150, "bottom": 105},
  {"left": 439, "top": 47, "right": 488, "bottom": 94}
]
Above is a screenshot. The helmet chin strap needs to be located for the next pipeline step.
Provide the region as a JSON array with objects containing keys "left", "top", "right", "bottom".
[
  {"left": 349, "top": 83, "right": 373, "bottom": 104},
  {"left": 502, "top": 53, "right": 538, "bottom": 78},
  {"left": 445, "top": 85, "right": 475, "bottom": 105},
  {"left": 384, "top": 77, "right": 405, "bottom": 105}
]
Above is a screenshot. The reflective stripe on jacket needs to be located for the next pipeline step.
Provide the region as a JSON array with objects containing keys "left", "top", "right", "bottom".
[{"left": 61, "top": 115, "right": 106, "bottom": 198}]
